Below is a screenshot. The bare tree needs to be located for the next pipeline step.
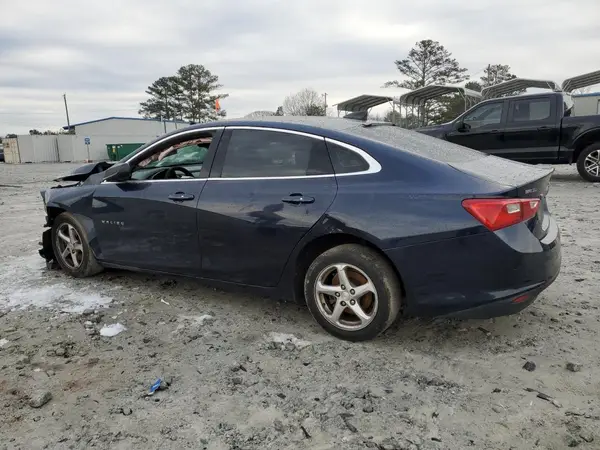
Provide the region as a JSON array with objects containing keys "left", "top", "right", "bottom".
[{"left": 283, "top": 88, "right": 325, "bottom": 116}]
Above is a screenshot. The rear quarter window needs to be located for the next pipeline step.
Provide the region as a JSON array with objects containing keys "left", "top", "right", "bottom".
[{"left": 326, "top": 142, "right": 369, "bottom": 174}]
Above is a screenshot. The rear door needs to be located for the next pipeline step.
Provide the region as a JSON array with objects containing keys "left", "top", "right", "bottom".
[
  {"left": 446, "top": 100, "right": 507, "bottom": 152},
  {"left": 197, "top": 127, "right": 338, "bottom": 287},
  {"left": 502, "top": 96, "right": 559, "bottom": 162}
]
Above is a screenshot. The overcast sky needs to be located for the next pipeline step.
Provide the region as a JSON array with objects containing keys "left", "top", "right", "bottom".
[{"left": 1, "top": 0, "right": 599, "bottom": 135}]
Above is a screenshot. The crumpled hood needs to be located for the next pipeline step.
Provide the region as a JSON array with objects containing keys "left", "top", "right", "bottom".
[{"left": 54, "top": 161, "right": 113, "bottom": 182}]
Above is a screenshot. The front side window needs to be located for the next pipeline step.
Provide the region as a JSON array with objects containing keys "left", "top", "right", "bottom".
[
  {"left": 463, "top": 102, "right": 503, "bottom": 129},
  {"left": 137, "top": 137, "right": 211, "bottom": 169},
  {"left": 221, "top": 129, "right": 333, "bottom": 178},
  {"left": 510, "top": 98, "right": 551, "bottom": 122},
  {"left": 131, "top": 133, "right": 214, "bottom": 180}
]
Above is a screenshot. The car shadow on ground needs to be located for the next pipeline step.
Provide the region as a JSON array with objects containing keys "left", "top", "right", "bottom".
[
  {"left": 551, "top": 172, "right": 587, "bottom": 182},
  {"left": 93, "top": 268, "right": 536, "bottom": 354}
]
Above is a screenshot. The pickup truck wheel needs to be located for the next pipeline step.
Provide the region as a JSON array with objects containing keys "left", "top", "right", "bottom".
[{"left": 576, "top": 143, "right": 600, "bottom": 182}]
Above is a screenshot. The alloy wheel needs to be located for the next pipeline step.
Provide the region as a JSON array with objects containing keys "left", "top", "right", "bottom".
[
  {"left": 584, "top": 150, "right": 600, "bottom": 177},
  {"left": 314, "top": 263, "right": 378, "bottom": 331},
  {"left": 56, "top": 223, "right": 84, "bottom": 270}
]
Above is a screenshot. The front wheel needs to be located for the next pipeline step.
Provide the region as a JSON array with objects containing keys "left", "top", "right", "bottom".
[
  {"left": 304, "top": 244, "right": 402, "bottom": 341},
  {"left": 51, "top": 213, "right": 103, "bottom": 278},
  {"left": 576, "top": 143, "right": 600, "bottom": 182}
]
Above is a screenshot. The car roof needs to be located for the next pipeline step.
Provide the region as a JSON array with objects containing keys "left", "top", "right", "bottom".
[
  {"left": 188, "top": 116, "right": 360, "bottom": 134},
  {"left": 183, "top": 116, "right": 487, "bottom": 165}
]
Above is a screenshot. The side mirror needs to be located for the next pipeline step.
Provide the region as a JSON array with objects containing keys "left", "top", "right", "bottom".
[
  {"left": 456, "top": 121, "right": 471, "bottom": 132},
  {"left": 103, "top": 162, "right": 131, "bottom": 182}
]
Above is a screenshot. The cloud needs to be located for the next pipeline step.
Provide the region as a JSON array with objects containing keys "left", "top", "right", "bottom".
[{"left": 1, "top": 0, "right": 599, "bottom": 134}]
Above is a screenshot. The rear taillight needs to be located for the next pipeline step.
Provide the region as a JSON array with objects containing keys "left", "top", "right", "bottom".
[{"left": 462, "top": 198, "right": 540, "bottom": 231}]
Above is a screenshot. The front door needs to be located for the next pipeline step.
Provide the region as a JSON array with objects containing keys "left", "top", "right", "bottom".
[
  {"left": 446, "top": 100, "right": 507, "bottom": 153},
  {"left": 197, "top": 127, "right": 338, "bottom": 287},
  {"left": 92, "top": 129, "right": 221, "bottom": 275}
]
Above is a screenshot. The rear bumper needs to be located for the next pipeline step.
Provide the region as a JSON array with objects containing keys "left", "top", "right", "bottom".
[
  {"left": 385, "top": 215, "right": 561, "bottom": 318},
  {"left": 444, "top": 271, "right": 558, "bottom": 319}
]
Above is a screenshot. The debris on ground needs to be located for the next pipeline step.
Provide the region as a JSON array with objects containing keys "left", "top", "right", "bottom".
[
  {"left": 29, "top": 391, "right": 52, "bottom": 408},
  {"left": 266, "top": 332, "right": 312, "bottom": 350},
  {"left": 535, "top": 391, "right": 561, "bottom": 408},
  {"left": 477, "top": 326, "right": 491, "bottom": 336},
  {"left": 147, "top": 377, "right": 172, "bottom": 396},
  {"left": 0, "top": 338, "right": 9, "bottom": 348},
  {"left": 566, "top": 362, "right": 582, "bottom": 373},
  {"left": 522, "top": 361, "right": 537, "bottom": 372},
  {"left": 99, "top": 323, "right": 127, "bottom": 337},
  {"left": 147, "top": 379, "right": 162, "bottom": 396},
  {"left": 197, "top": 314, "right": 214, "bottom": 325}
]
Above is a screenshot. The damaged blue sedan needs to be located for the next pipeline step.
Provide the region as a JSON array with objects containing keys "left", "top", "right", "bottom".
[{"left": 39, "top": 117, "right": 561, "bottom": 341}]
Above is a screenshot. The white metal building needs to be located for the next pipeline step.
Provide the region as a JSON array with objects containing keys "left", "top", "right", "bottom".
[
  {"left": 3, "top": 117, "right": 189, "bottom": 163},
  {"left": 63, "top": 117, "right": 189, "bottom": 161}
]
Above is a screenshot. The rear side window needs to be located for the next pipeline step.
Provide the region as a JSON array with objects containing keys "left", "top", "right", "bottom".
[
  {"left": 327, "top": 142, "right": 369, "bottom": 174},
  {"left": 509, "top": 98, "right": 552, "bottom": 122},
  {"left": 221, "top": 129, "right": 333, "bottom": 178}
]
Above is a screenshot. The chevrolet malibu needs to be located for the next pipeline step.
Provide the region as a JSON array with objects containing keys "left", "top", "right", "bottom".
[{"left": 39, "top": 117, "right": 561, "bottom": 341}]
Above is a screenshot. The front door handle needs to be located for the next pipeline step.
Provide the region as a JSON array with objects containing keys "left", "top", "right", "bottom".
[
  {"left": 168, "top": 192, "right": 195, "bottom": 202},
  {"left": 282, "top": 193, "right": 315, "bottom": 205},
  {"left": 537, "top": 126, "right": 551, "bottom": 130}
]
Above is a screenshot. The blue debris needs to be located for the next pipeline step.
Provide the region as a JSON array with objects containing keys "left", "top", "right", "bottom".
[{"left": 148, "top": 378, "right": 162, "bottom": 396}]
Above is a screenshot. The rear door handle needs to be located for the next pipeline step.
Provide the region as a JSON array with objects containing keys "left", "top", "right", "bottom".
[
  {"left": 537, "top": 126, "right": 551, "bottom": 130},
  {"left": 282, "top": 194, "right": 315, "bottom": 205},
  {"left": 168, "top": 192, "right": 195, "bottom": 202}
]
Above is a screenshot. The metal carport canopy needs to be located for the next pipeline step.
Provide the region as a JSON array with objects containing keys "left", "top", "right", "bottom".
[
  {"left": 334, "top": 94, "right": 394, "bottom": 112},
  {"left": 397, "top": 85, "right": 482, "bottom": 105},
  {"left": 562, "top": 70, "right": 600, "bottom": 93},
  {"left": 481, "top": 78, "right": 560, "bottom": 99}
]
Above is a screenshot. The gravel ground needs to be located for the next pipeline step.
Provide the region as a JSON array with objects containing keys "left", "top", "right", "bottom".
[{"left": 0, "top": 162, "right": 599, "bottom": 450}]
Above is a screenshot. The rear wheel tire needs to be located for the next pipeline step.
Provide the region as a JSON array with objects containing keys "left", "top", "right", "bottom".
[
  {"left": 51, "top": 213, "right": 103, "bottom": 278},
  {"left": 576, "top": 143, "right": 600, "bottom": 182},
  {"left": 304, "top": 244, "right": 402, "bottom": 341}
]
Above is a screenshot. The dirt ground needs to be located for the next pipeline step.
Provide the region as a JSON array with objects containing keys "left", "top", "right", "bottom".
[{"left": 1, "top": 162, "right": 599, "bottom": 450}]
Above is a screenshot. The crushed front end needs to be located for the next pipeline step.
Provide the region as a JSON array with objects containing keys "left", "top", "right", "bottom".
[{"left": 39, "top": 188, "right": 57, "bottom": 268}]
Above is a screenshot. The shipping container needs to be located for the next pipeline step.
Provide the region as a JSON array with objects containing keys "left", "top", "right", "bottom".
[
  {"left": 3, "top": 138, "right": 20, "bottom": 163},
  {"left": 9, "top": 135, "right": 60, "bottom": 163}
]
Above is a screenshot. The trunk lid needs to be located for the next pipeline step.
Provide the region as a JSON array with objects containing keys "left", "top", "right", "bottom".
[{"left": 449, "top": 156, "right": 553, "bottom": 240}]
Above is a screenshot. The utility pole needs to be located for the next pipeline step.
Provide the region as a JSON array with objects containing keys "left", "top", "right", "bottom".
[
  {"left": 63, "top": 94, "right": 71, "bottom": 129},
  {"left": 323, "top": 93, "right": 328, "bottom": 116}
]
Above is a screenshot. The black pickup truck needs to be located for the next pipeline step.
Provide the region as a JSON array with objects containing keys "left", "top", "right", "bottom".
[{"left": 416, "top": 91, "right": 600, "bottom": 181}]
